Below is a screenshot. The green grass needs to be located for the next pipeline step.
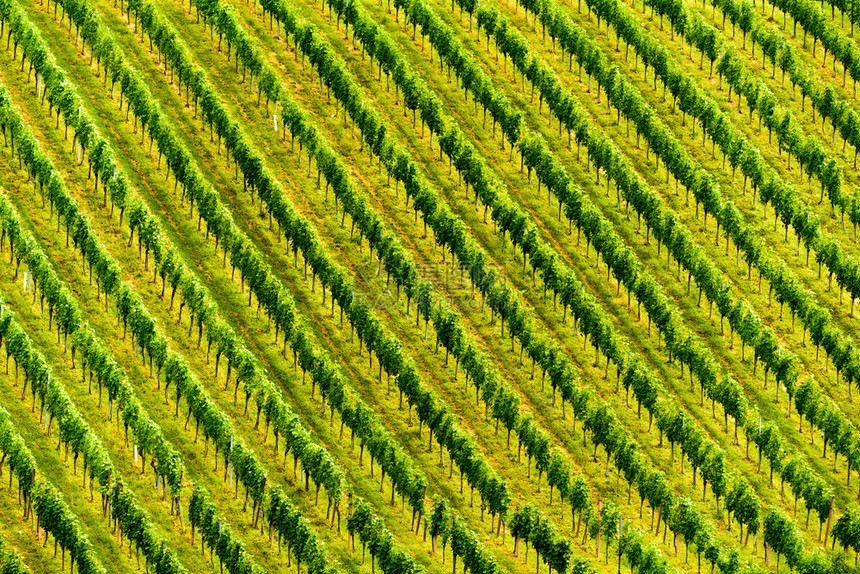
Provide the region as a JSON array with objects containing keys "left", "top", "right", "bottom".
[
  {"left": 3, "top": 2, "right": 528, "bottom": 572},
  {"left": 163, "top": 0, "right": 832, "bottom": 568},
  {"left": 4, "top": 0, "right": 860, "bottom": 569},
  {"left": 268, "top": 0, "right": 860, "bottom": 556},
  {"left": 0, "top": 11, "right": 363, "bottom": 573},
  {"left": 121, "top": 0, "right": 852, "bottom": 560},
  {"left": 424, "top": 0, "right": 860, "bottom": 522}
]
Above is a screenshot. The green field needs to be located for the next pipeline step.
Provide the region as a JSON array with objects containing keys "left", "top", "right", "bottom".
[{"left": 1, "top": 0, "right": 860, "bottom": 570}]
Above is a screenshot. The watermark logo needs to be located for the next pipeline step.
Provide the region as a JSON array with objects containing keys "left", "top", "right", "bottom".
[{"left": 351, "top": 258, "right": 511, "bottom": 313}]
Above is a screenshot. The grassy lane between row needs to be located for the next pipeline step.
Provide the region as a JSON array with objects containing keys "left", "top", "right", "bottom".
[
  {"left": 128, "top": 3, "right": 716, "bottom": 573},
  {"left": 195, "top": 0, "right": 820, "bottom": 568},
  {"left": 143, "top": 3, "right": 752, "bottom": 572},
  {"left": 306, "top": 0, "right": 845, "bottom": 537},
  {"left": 394, "top": 0, "right": 860, "bottom": 519},
  {"left": 10, "top": 3, "right": 525, "bottom": 574},
  {"left": 161, "top": 2, "right": 820, "bottom": 572},
  {"left": 0, "top": 12, "right": 376, "bottom": 573},
  {"left": 469, "top": 0, "right": 860, "bottom": 499}
]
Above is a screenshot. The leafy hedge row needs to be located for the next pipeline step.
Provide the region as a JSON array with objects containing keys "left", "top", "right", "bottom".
[
  {"left": 191, "top": 0, "right": 774, "bottom": 570},
  {"left": 188, "top": 484, "right": 267, "bottom": 574},
  {"left": 3, "top": 2, "right": 490, "bottom": 574},
  {"left": 346, "top": 499, "right": 437, "bottom": 574},
  {"left": 418, "top": 0, "right": 845, "bottom": 569},
  {"left": 118, "top": 0, "right": 516, "bottom": 540},
  {"left": 539, "top": 0, "right": 860, "bottom": 490},
  {"left": 169, "top": 2, "right": 720, "bottom": 572},
  {"left": 761, "top": 0, "right": 860, "bottom": 87},
  {"left": 0, "top": 406, "right": 69, "bottom": 574},
  {"left": 586, "top": 0, "right": 860, "bottom": 397},
  {"left": 0, "top": 0, "right": 353, "bottom": 520},
  {"left": 508, "top": 504, "right": 575, "bottom": 572},
  {"left": 202, "top": 0, "right": 809, "bottom": 569},
  {"left": 117, "top": 0, "right": 534, "bottom": 565},
  {"left": 8, "top": 0, "right": 820, "bottom": 572},
  {"left": 307, "top": 0, "right": 856, "bottom": 568},
  {"left": 0, "top": 9, "right": 449, "bottom": 574},
  {"left": 94, "top": 0, "right": 631, "bottom": 570},
  {"left": 497, "top": 0, "right": 860, "bottom": 492},
  {"left": 0, "top": 286, "right": 179, "bottom": 573},
  {"left": 470, "top": 0, "right": 855, "bottom": 524},
  {"left": 1, "top": 76, "right": 335, "bottom": 574},
  {"left": 55, "top": 0, "right": 446, "bottom": 522},
  {"left": 0, "top": 531, "right": 30, "bottom": 574},
  {"left": 622, "top": 0, "right": 860, "bottom": 251},
  {"left": 711, "top": 0, "right": 860, "bottom": 185},
  {"left": 349, "top": 0, "right": 833, "bottom": 543},
  {"left": 0, "top": 84, "right": 187, "bottom": 497},
  {"left": 555, "top": 0, "right": 847, "bottom": 215}
]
